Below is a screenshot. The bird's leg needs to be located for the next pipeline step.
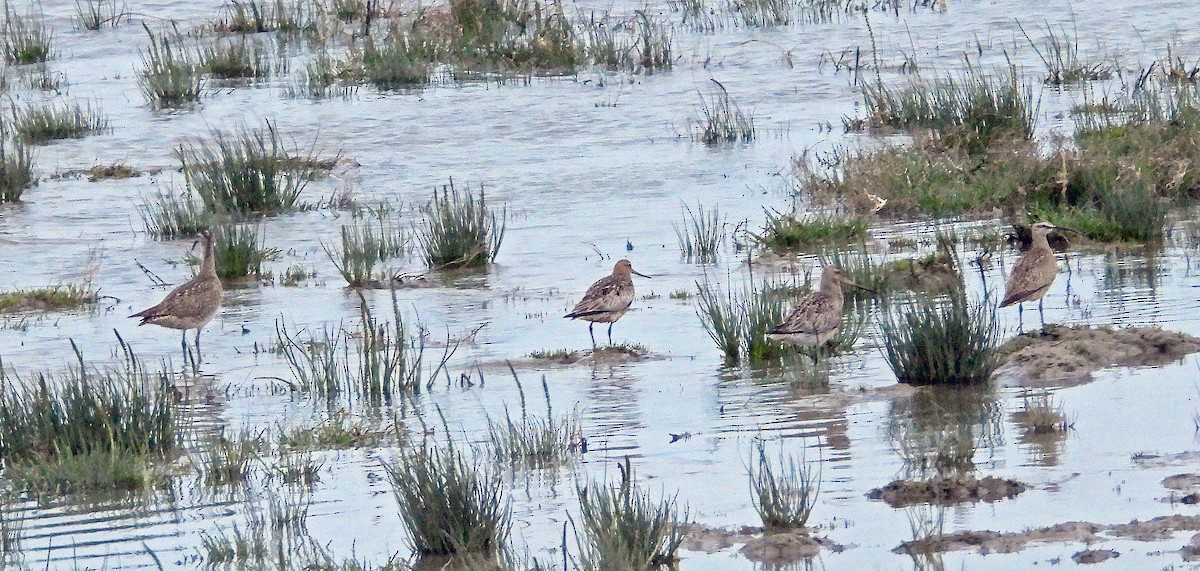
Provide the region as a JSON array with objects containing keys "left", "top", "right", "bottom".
[
  {"left": 1017, "top": 303, "right": 1024, "bottom": 334},
  {"left": 1039, "top": 298, "right": 1046, "bottom": 332},
  {"left": 588, "top": 323, "right": 596, "bottom": 347},
  {"left": 607, "top": 323, "right": 613, "bottom": 346},
  {"left": 195, "top": 329, "right": 203, "bottom": 359},
  {"left": 181, "top": 331, "right": 188, "bottom": 356}
]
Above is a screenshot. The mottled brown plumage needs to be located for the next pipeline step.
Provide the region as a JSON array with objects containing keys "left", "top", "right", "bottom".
[
  {"left": 564, "top": 259, "right": 650, "bottom": 345},
  {"left": 131, "top": 229, "right": 222, "bottom": 354},
  {"left": 1001, "top": 221, "right": 1062, "bottom": 329},
  {"left": 768, "top": 266, "right": 854, "bottom": 349}
]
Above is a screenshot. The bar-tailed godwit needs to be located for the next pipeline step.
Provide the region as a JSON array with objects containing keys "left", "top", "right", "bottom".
[{"left": 565, "top": 259, "right": 650, "bottom": 346}]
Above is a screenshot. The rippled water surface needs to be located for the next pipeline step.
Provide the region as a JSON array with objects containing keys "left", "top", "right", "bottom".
[{"left": 3, "top": 0, "right": 1200, "bottom": 568}]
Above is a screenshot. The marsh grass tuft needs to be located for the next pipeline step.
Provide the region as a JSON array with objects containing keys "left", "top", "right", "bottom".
[
  {"left": 75, "top": 0, "right": 124, "bottom": 30},
  {"left": 732, "top": 0, "right": 794, "bottom": 27},
  {"left": 696, "top": 79, "right": 754, "bottom": 144},
  {"left": 1013, "top": 392, "right": 1071, "bottom": 435},
  {"left": 576, "top": 458, "right": 687, "bottom": 570},
  {"left": 757, "top": 209, "right": 867, "bottom": 252},
  {"left": 139, "top": 23, "right": 203, "bottom": 108},
  {"left": 879, "top": 286, "right": 1001, "bottom": 386},
  {"left": 853, "top": 67, "right": 1036, "bottom": 155},
  {"left": 749, "top": 439, "right": 819, "bottom": 530},
  {"left": 696, "top": 277, "right": 788, "bottom": 364},
  {"left": 197, "top": 428, "right": 265, "bottom": 486},
  {"left": 11, "top": 100, "right": 108, "bottom": 144},
  {"left": 324, "top": 216, "right": 408, "bottom": 287},
  {"left": 215, "top": 0, "right": 280, "bottom": 33},
  {"left": 206, "top": 223, "right": 280, "bottom": 280},
  {"left": 199, "top": 37, "right": 274, "bottom": 80},
  {"left": 278, "top": 410, "right": 388, "bottom": 450},
  {"left": 386, "top": 436, "right": 510, "bottom": 556},
  {"left": 418, "top": 180, "right": 506, "bottom": 269},
  {"left": 674, "top": 203, "right": 724, "bottom": 262},
  {"left": 275, "top": 290, "right": 451, "bottom": 405},
  {"left": 0, "top": 135, "right": 35, "bottom": 202},
  {"left": 1019, "top": 21, "right": 1111, "bottom": 85},
  {"left": 0, "top": 339, "right": 176, "bottom": 493},
  {"left": 361, "top": 30, "right": 434, "bottom": 89},
  {"left": 2, "top": 6, "right": 52, "bottom": 64},
  {"left": 178, "top": 122, "right": 322, "bottom": 214},
  {"left": 0, "top": 283, "right": 97, "bottom": 313},
  {"left": 139, "top": 188, "right": 211, "bottom": 239},
  {"left": 487, "top": 371, "right": 582, "bottom": 468}
]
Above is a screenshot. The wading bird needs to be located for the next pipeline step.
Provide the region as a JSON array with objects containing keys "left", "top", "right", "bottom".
[
  {"left": 131, "top": 229, "right": 223, "bottom": 357},
  {"left": 1001, "top": 221, "right": 1069, "bottom": 331},
  {"left": 565, "top": 259, "right": 650, "bottom": 346},
  {"left": 768, "top": 266, "right": 865, "bottom": 361}
]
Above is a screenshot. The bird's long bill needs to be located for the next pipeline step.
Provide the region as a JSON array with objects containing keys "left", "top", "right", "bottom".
[
  {"left": 843, "top": 277, "right": 873, "bottom": 293},
  {"left": 1052, "top": 224, "right": 1084, "bottom": 236},
  {"left": 632, "top": 269, "right": 652, "bottom": 279}
]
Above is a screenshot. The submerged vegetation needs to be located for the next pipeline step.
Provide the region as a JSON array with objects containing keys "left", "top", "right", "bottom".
[{"left": 486, "top": 372, "right": 582, "bottom": 468}]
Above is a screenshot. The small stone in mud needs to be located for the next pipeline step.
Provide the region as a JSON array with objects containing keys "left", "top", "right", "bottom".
[
  {"left": 997, "top": 325, "right": 1200, "bottom": 385},
  {"left": 867, "top": 474, "right": 1027, "bottom": 508},
  {"left": 1072, "top": 548, "right": 1119, "bottom": 564}
]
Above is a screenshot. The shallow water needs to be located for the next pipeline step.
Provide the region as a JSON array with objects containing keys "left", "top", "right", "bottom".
[{"left": 3, "top": 0, "right": 1200, "bottom": 569}]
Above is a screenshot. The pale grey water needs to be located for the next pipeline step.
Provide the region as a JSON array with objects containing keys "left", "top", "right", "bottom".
[{"left": 2, "top": 0, "right": 1200, "bottom": 569}]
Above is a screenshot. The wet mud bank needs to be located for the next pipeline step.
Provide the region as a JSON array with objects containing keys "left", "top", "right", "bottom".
[
  {"left": 997, "top": 325, "right": 1200, "bottom": 385},
  {"left": 868, "top": 474, "right": 1027, "bottom": 508}
]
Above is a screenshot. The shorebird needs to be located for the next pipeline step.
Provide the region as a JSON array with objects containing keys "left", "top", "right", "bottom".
[
  {"left": 1001, "top": 221, "right": 1068, "bottom": 331},
  {"left": 564, "top": 259, "right": 650, "bottom": 346},
  {"left": 767, "top": 266, "right": 864, "bottom": 360},
  {"left": 131, "top": 229, "right": 223, "bottom": 356}
]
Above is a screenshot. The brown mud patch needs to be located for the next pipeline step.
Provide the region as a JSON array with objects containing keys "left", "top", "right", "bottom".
[
  {"left": 997, "top": 325, "right": 1200, "bottom": 386},
  {"left": 682, "top": 523, "right": 842, "bottom": 566},
  {"left": 901, "top": 515, "right": 1200, "bottom": 556},
  {"left": 1073, "top": 548, "right": 1119, "bottom": 564},
  {"left": 867, "top": 474, "right": 1027, "bottom": 508}
]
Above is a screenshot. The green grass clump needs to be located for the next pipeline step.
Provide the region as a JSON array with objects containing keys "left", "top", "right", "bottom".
[
  {"left": 695, "top": 277, "right": 788, "bottom": 364},
  {"left": 576, "top": 459, "right": 687, "bottom": 570},
  {"left": 361, "top": 30, "right": 435, "bottom": 89},
  {"left": 324, "top": 216, "right": 408, "bottom": 287},
  {"left": 1013, "top": 393, "right": 1070, "bottom": 435},
  {"left": 418, "top": 180, "right": 506, "bottom": 269},
  {"left": 278, "top": 411, "right": 388, "bottom": 450},
  {"left": 178, "top": 123, "right": 322, "bottom": 214},
  {"left": 674, "top": 203, "right": 724, "bottom": 262},
  {"left": 1, "top": 8, "right": 52, "bottom": 64},
  {"left": 0, "top": 135, "right": 35, "bottom": 202},
  {"left": 696, "top": 80, "right": 754, "bottom": 144},
  {"left": 530, "top": 348, "right": 575, "bottom": 360},
  {"left": 733, "top": 0, "right": 793, "bottom": 27},
  {"left": 749, "top": 439, "right": 819, "bottom": 530},
  {"left": 853, "top": 67, "right": 1036, "bottom": 155},
  {"left": 215, "top": 0, "right": 279, "bottom": 33},
  {"left": 75, "top": 0, "right": 124, "bottom": 30},
  {"left": 756, "top": 210, "right": 867, "bottom": 252},
  {"left": 208, "top": 224, "right": 280, "bottom": 280},
  {"left": 386, "top": 437, "right": 510, "bottom": 556},
  {"left": 88, "top": 163, "right": 139, "bottom": 181},
  {"left": 138, "top": 24, "right": 203, "bottom": 109},
  {"left": 879, "top": 288, "right": 1001, "bottom": 386},
  {"left": 0, "top": 340, "right": 176, "bottom": 493},
  {"left": 196, "top": 428, "right": 265, "bottom": 486},
  {"left": 199, "top": 38, "right": 273, "bottom": 80},
  {"left": 276, "top": 291, "right": 449, "bottom": 405},
  {"left": 139, "top": 189, "right": 211, "bottom": 240},
  {"left": 0, "top": 284, "right": 97, "bottom": 313},
  {"left": 487, "top": 372, "right": 581, "bottom": 468},
  {"left": 1019, "top": 22, "right": 1111, "bottom": 85},
  {"left": 11, "top": 101, "right": 108, "bottom": 144}
]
